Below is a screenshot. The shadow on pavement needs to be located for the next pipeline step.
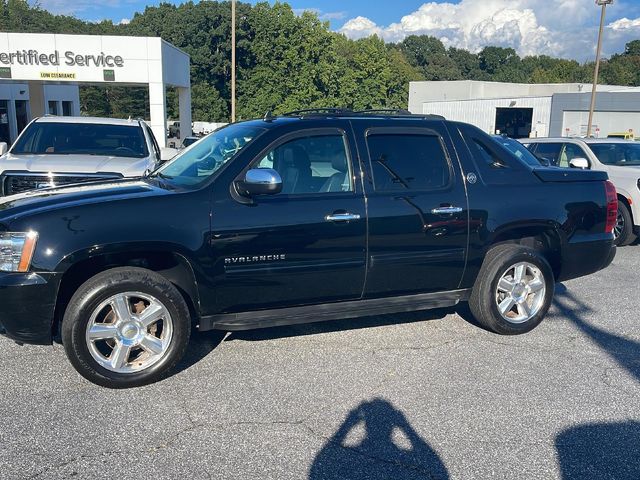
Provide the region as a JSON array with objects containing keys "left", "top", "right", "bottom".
[
  {"left": 172, "top": 330, "right": 227, "bottom": 375},
  {"left": 553, "top": 284, "right": 640, "bottom": 383},
  {"left": 556, "top": 421, "right": 640, "bottom": 479},
  {"left": 226, "top": 308, "right": 453, "bottom": 343},
  {"left": 309, "top": 398, "right": 448, "bottom": 480}
]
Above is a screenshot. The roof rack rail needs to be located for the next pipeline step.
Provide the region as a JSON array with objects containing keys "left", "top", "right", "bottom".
[
  {"left": 282, "top": 108, "right": 353, "bottom": 117},
  {"left": 353, "top": 108, "right": 412, "bottom": 115},
  {"left": 354, "top": 109, "right": 445, "bottom": 120}
]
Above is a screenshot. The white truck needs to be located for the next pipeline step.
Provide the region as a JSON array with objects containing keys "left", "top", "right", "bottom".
[
  {"left": 0, "top": 116, "right": 176, "bottom": 196},
  {"left": 521, "top": 137, "right": 640, "bottom": 246}
]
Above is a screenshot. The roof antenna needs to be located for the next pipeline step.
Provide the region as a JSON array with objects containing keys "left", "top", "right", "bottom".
[{"left": 263, "top": 110, "right": 274, "bottom": 122}]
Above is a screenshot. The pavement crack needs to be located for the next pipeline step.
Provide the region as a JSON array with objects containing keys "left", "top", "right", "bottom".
[{"left": 25, "top": 450, "right": 128, "bottom": 479}]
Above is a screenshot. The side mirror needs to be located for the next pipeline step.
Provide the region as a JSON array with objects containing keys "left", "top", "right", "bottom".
[
  {"left": 0, "top": 142, "right": 7, "bottom": 156},
  {"left": 160, "top": 147, "right": 178, "bottom": 162},
  {"left": 237, "top": 168, "right": 283, "bottom": 197},
  {"left": 570, "top": 157, "right": 589, "bottom": 170}
]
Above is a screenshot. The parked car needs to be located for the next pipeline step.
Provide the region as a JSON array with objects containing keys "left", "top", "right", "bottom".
[
  {"left": 0, "top": 110, "right": 616, "bottom": 388},
  {"left": 168, "top": 121, "right": 181, "bottom": 138},
  {"left": 193, "top": 122, "right": 227, "bottom": 137},
  {"left": 521, "top": 137, "right": 640, "bottom": 246},
  {"left": 0, "top": 117, "right": 176, "bottom": 196}
]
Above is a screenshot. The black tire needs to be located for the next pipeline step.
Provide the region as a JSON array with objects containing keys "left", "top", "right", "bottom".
[
  {"left": 61, "top": 267, "right": 191, "bottom": 388},
  {"left": 614, "top": 201, "right": 635, "bottom": 247},
  {"left": 469, "top": 244, "right": 555, "bottom": 335}
]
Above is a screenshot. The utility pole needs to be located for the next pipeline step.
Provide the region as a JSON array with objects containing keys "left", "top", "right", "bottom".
[
  {"left": 231, "top": 0, "right": 236, "bottom": 123},
  {"left": 587, "top": 0, "right": 614, "bottom": 138}
]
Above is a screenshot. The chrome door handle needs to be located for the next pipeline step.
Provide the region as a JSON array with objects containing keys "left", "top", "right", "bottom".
[
  {"left": 325, "top": 213, "right": 361, "bottom": 223},
  {"left": 431, "top": 206, "right": 463, "bottom": 215}
]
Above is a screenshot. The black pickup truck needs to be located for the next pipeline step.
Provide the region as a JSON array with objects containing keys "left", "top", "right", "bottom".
[{"left": 0, "top": 110, "right": 616, "bottom": 388}]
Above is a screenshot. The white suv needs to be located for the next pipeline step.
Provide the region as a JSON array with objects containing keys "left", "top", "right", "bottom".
[
  {"left": 0, "top": 116, "right": 176, "bottom": 196},
  {"left": 521, "top": 137, "right": 640, "bottom": 246}
]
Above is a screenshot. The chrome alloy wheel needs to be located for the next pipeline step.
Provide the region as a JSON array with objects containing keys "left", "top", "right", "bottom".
[
  {"left": 495, "top": 262, "right": 546, "bottom": 324},
  {"left": 85, "top": 292, "right": 174, "bottom": 374},
  {"left": 614, "top": 209, "right": 625, "bottom": 240}
]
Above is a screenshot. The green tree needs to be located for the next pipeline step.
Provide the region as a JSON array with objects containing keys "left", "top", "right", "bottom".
[
  {"left": 625, "top": 40, "right": 640, "bottom": 56},
  {"left": 397, "top": 36, "right": 462, "bottom": 80}
]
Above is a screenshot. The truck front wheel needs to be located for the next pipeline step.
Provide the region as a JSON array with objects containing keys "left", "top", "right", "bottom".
[
  {"left": 61, "top": 267, "right": 191, "bottom": 388},
  {"left": 469, "top": 245, "right": 555, "bottom": 335}
]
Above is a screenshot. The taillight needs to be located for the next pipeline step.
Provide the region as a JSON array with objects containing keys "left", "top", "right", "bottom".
[{"left": 605, "top": 180, "right": 617, "bottom": 234}]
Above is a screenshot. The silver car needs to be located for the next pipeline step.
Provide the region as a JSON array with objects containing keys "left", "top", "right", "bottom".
[
  {"left": 521, "top": 137, "right": 640, "bottom": 246},
  {"left": 0, "top": 116, "right": 176, "bottom": 196}
]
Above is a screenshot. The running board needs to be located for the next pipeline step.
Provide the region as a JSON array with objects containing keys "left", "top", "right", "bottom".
[{"left": 199, "top": 289, "right": 471, "bottom": 332}]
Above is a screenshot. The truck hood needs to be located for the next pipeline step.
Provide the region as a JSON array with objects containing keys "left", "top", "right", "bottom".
[
  {"left": 0, "top": 178, "right": 172, "bottom": 224},
  {"left": 0, "top": 153, "right": 153, "bottom": 177}
]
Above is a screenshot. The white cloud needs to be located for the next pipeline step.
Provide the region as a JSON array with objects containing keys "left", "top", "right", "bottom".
[
  {"left": 609, "top": 17, "right": 640, "bottom": 31},
  {"left": 119, "top": 18, "right": 130, "bottom": 25},
  {"left": 292, "top": 8, "right": 346, "bottom": 22},
  {"left": 340, "top": 16, "right": 383, "bottom": 40},
  {"left": 320, "top": 11, "right": 347, "bottom": 22},
  {"left": 339, "top": 0, "right": 640, "bottom": 61}
]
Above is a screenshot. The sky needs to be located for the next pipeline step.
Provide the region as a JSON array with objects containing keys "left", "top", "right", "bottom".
[{"left": 34, "top": 0, "right": 640, "bottom": 62}]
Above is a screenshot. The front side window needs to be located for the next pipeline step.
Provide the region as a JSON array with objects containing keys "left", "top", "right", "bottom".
[
  {"left": 562, "top": 143, "right": 590, "bottom": 168},
  {"left": 589, "top": 143, "right": 640, "bottom": 167},
  {"left": 12, "top": 122, "right": 149, "bottom": 158},
  {"left": 366, "top": 133, "right": 450, "bottom": 192},
  {"left": 255, "top": 134, "right": 353, "bottom": 195},
  {"left": 154, "top": 123, "right": 265, "bottom": 187}
]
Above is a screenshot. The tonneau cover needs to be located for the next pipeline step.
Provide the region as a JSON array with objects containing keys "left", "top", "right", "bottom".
[{"left": 533, "top": 168, "right": 608, "bottom": 182}]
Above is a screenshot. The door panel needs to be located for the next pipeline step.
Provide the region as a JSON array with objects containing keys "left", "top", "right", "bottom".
[
  {"left": 353, "top": 122, "right": 469, "bottom": 297},
  {"left": 209, "top": 128, "right": 367, "bottom": 313}
]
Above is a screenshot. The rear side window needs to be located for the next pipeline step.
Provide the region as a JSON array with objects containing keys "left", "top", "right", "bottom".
[
  {"left": 366, "top": 134, "right": 450, "bottom": 192},
  {"left": 471, "top": 138, "right": 508, "bottom": 169},
  {"left": 531, "top": 143, "right": 563, "bottom": 167}
]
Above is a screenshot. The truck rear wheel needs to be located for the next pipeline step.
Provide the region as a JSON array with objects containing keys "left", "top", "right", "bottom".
[
  {"left": 61, "top": 267, "right": 191, "bottom": 388},
  {"left": 469, "top": 245, "right": 555, "bottom": 335},
  {"left": 614, "top": 201, "right": 635, "bottom": 247}
]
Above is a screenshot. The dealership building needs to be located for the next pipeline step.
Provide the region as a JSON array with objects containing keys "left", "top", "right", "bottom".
[
  {"left": 409, "top": 80, "right": 640, "bottom": 139},
  {"left": 0, "top": 32, "right": 192, "bottom": 146}
]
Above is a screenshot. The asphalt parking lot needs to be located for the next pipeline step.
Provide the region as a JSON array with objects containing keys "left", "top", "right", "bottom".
[{"left": 0, "top": 247, "right": 638, "bottom": 480}]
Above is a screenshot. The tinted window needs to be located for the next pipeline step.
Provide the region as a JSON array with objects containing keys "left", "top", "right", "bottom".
[
  {"left": 366, "top": 134, "right": 450, "bottom": 192},
  {"left": 256, "top": 135, "right": 352, "bottom": 194},
  {"left": 589, "top": 143, "right": 640, "bottom": 166},
  {"left": 13, "top": 122, "right": 149, "bottom": 159},
  {"left": 471, "top": 138, "right": 508, "bottom": 169},
  {"left": 493, "top": 137, "right": 542, "bottom": 167},
  {"left": 531, "top": 143, "right": 563, "bottom": 166}
]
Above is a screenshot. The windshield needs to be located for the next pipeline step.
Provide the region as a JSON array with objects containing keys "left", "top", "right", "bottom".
[
  {"left": 153, "top": 124, "right": 265, "bottom": 187},
  {"left": 589, "top": 143, "right": 640, "bottom": 167},
  {"left": 12, "top": 122, "right": 149, "bottom": 158},
  {"left": 493, "top": 136, "right": 543, "bottom": 167}
]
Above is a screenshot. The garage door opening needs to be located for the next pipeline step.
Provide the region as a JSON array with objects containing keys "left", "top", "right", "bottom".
[{"left": 495, "top": 107, "right": 533, "bottom": 139}]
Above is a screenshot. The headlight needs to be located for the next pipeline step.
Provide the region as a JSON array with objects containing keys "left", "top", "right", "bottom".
[{"left": 0, "top": 232, "right": 38, "bottom": 272}]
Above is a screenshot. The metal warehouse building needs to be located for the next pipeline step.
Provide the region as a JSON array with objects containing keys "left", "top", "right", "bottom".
[{"left": 408, "top": 80, "right": 640, "bottom": 139}]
